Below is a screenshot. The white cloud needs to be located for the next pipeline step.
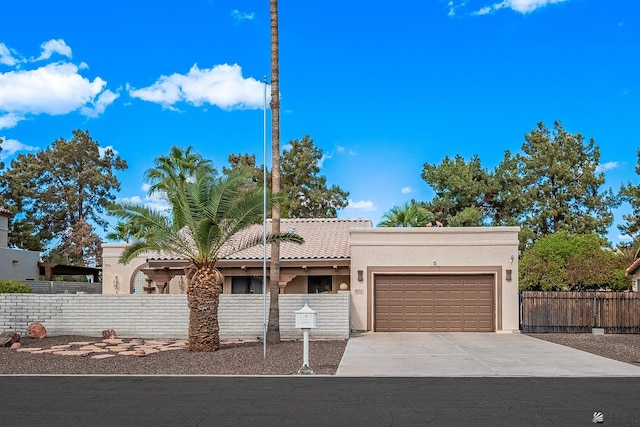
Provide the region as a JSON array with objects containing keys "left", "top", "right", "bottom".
[
  {"left": 475, "top": 6, "right": 492, "bottom": 15},
  {"left": 98, "top": 145, "right": 119, "bottom": 158},
  {"left": 0, "top": 60, "right": 115, "bottom": 126},
  {"left": 36, "top": 39, "right": 72, "bottom": 61},
  {"left": 231, "top": 9, "right": 255, "bottom": 22},
  {"left": 347, "top": 199, "right": 377, "bottom": 212},
  {"left": 474, "top": 0, "right": 567, "bottom": 15},
  {"left": 0, "top": 43, "right": 22, "bottom": 66},
  {"left": 595, "top": 161, "right": 619, "bottom": 173},
  {"left": 0, "top": 137, "right": 38, "bottom": 159},
  {"left": 119, "top": 193, "right": 171, "bottom": 213},
  {"left": 81, "top": 89, "right": 119, "bottom": 118},
  {"left": 128, "top": 63, "right": 268, "bottom": 111},
  {"left": 0, "top": 113, "right": 22, "bottom": 129},
  {"left": 401, "top": 186, "right": 412, "bottom": 194},
  {"left": 318, "top": 153, "right": 331, "bottom": 168}
]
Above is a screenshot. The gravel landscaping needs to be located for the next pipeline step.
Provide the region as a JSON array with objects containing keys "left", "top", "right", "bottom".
[
  {"left": 3, "top": 333, "right": 640, "bottom": 375},
  {"left": 527, "top": 333, "right": 640, "bottom": 365},
  {"left": 0, "top": 336, "right": 347, "bottom": 375}
]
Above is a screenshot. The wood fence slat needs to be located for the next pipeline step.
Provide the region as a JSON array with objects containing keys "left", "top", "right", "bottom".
[{"left": 521, "top": 292, "right": 640, "bottom": 333}]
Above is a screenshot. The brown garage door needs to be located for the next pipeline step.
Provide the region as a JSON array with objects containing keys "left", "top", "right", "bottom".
[{"left": 375, "top": 275, "right": 494, "bottom": 332}]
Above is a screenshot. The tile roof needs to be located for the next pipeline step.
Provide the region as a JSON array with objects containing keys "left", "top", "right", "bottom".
[
  {"left": 224, "top": 218, "right": 372, "bottom": 261},
  {"left": 147, "top": 218, "right": 372, "bottom": 262},
  {"left": 0, "top": 207, "right": 12, "bottom": 216},
  {"left": 627, "top": 257, "right": 640, "bottom": 277}
]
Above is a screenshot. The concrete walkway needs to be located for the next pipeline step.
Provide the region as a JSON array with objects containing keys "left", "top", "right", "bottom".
[{"left": 336, "top": 332, "right": 640, "bottom": 377}]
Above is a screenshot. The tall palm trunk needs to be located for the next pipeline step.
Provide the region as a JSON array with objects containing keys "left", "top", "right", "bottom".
[
  {"left": 186, "top": 264, "right": 223, "bottom": 351},
  {"left": 267, "top": 0, "right": 281, "bottom": 343}
]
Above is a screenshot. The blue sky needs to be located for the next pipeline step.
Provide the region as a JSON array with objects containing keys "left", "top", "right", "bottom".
[{"left": 0, "top": 0, "right": 638, "bottom": 245}]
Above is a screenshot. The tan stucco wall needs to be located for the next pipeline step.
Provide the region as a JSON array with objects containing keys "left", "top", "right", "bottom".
[
  {"left": 349, "top": 226, "right": 520, "bottom": 333},
  {"left": 102, "top": 244, "right": 144, "bottom": 294}
]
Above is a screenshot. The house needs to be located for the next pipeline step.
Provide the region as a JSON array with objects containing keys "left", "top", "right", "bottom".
[
  {"left": 0, "top": 207, "right": 40, "bottom": 281},
  {"left": 626, "top": 258, "right": 640, "bottom": 292},
  {"left": 102, "top": 218, "right": 369, "bottom": 295},
  {"left": 101, "top": 218, "right": 521, "bottom": 333}
]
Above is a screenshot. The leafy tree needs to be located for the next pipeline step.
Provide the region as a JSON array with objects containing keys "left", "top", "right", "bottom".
[
  {"left": 520, "top": 121, "right": 617, "bottom": 241},
  {"left": 281, "top": 136, "right": 349, "bottom": 218},
  {"left": 224, "top": 136, "right": 349, "bottom": 218},
  {"left": 223, "top": 153, "right": 267, "bottom": 186},
  {"left": 420, "top": 152, "right": 522, "bottom": 227},
  {"left": 619, "top": 148, "right": 640, "bottom": 244},
  {"left": 1, "top": 129, "right": 127, "bottom": 265},
  {"left": 520, "top": 232, "right": 629, "bottom": 291},
  {"left": 378, "top": 201, "right": 434, "bottom": 227},
  {"left": 109, "top": 167, "right": 303, "bottom": 352}
]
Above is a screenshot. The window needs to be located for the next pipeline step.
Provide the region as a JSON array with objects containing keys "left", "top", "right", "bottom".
[
  {"left": 232, "top": 276, "right": 264, "bottom": 294},
  {"left": 308, "top": 276, "right": 332, "bottom": 294},
  {"left": 132, "top": 270, "right": 147, "bottom": 294}
]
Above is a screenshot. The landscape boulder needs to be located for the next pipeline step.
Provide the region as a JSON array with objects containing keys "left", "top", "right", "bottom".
[
  {"left": 27, "top": 322, "right": 47, "bottom": 339},
  {"left": 102, "top": 329, "right": 117, "bottom": 339},
  {"left": 0, "top": 332, "right": 20, "bottom": 347}
]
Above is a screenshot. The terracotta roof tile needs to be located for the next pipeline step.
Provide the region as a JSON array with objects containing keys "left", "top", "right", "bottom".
[
  {"left": 224, "top": 218, "right": 372, "bottom": 261},
  {"left": 146, "top": 218, "right": 372, "bottom": 262},
  {"left": 626, "top": 257, "right": 640, "bottom": 277}
]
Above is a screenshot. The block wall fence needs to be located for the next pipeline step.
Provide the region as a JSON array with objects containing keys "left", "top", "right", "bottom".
[{"left": 0, "top": 292, "right": 350, "bottom": 340}]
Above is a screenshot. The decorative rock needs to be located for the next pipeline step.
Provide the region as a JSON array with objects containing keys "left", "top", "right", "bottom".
[
  {"left": 102, "top": 329, "right": 117, "bottom": 339},
  {"left": 16, "top": 347, "right": 42, "bottom": 352},
  {"left": 51, "top": 344, "right": 73, "bottom": 349},
  {"left": 11, "top": 342, "right": 22, "bottom": 349},
  {"left": 339, "top": 282, "right": 349, "bottom": 290},
  {"left": 0, "top": 332, "right": 21, "bottom": 347},
  {"left": 53, "top": 350, "right": 91, "bottom": 356},
  {"left": 134, "top": 349, "right": 146, "bottom": 357},
  {"left": 91, "top": 354, "right": 116, "bottom": 360},
  {"left": 27, "top": 323, "right": 47, "bottom": 339}
]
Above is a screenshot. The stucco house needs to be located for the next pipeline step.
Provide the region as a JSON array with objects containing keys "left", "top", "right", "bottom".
[
  {"left": 0, "top": 207, "right": 40, "bottom": 281},
  {"left": 102, "top": 218, "right": 520, "bottom": 333},
  {"left": 626, "top": 258, "right": 640, "bottom": 292}
]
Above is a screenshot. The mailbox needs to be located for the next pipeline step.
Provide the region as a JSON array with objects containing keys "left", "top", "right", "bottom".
[{"left": 295, "top": 303, "right": 317, "bottom": 329}]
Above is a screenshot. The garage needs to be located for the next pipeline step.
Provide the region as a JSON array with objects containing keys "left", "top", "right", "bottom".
[{"left": 375, "top": 274, "right": 495, "bottom": 332}]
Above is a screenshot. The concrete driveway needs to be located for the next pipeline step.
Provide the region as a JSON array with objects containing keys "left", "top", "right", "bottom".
[{"left": 335, "top": 332, "right": 640, "bottom": 377}]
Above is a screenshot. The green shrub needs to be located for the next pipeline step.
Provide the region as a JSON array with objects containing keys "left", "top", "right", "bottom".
[{"left": 0, "top": 280, "right": 33, "bottom": 293}]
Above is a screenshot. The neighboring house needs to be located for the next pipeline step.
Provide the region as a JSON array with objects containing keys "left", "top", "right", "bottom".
[
  {"left": 0, "top": 207, "right": 40, "bottom": 281},
  {"left": 102, "top": 218, "right": 521, "bottom": 333},
  {"left": 626, "top": 258, "right": 640, "bottom": 292},
  {"left": 102, "top": 218, "right": 369, "bottom": 295},
  {"left": 0, "top": 207, "right": 101, "bottom": 284}
]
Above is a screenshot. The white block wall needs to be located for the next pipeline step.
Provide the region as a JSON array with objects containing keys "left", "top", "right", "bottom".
[{"left": 0, "top": 292, "right": 350, "bottom": 340}]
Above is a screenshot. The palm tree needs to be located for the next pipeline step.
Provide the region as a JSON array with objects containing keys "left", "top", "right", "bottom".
[
  {"left": 144, "top": 145, "right": 216, "bottom": 200},
  {"left": 109, "top": 168, "right": 302, "bottom": 351},
  {"left": 268, "top": 0, "right": 282, "bottom": 343},
  {"left": 378, "top": 202, "right": 434, "bottom": 227}
]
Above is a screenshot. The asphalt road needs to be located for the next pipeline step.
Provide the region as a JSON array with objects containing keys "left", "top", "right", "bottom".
[{"left": 3, "top": 376, "right": 640, "bottom": 426}]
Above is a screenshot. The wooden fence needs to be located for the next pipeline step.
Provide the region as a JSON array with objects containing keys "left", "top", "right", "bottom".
[{"left": 521, "top": 291, "right": 640, "bottom": 333}]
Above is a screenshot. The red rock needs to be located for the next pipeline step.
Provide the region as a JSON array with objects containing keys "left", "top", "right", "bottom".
[
  {"left": 11, "top": 342, "right": 22, "bottom": 349},
  {"left": 102, "top": 329, "right": 117, "bottom": 339},
  {"left": 27, "top": 323, "right": 47, "bottom": 339},
  {"left": 0, "top": 332, "right": 20, "bottom": 347}
]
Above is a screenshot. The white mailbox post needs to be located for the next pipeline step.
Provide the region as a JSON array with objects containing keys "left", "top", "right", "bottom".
[{"left": 295, "top": 303, "right": 317, "bottom": 374}]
